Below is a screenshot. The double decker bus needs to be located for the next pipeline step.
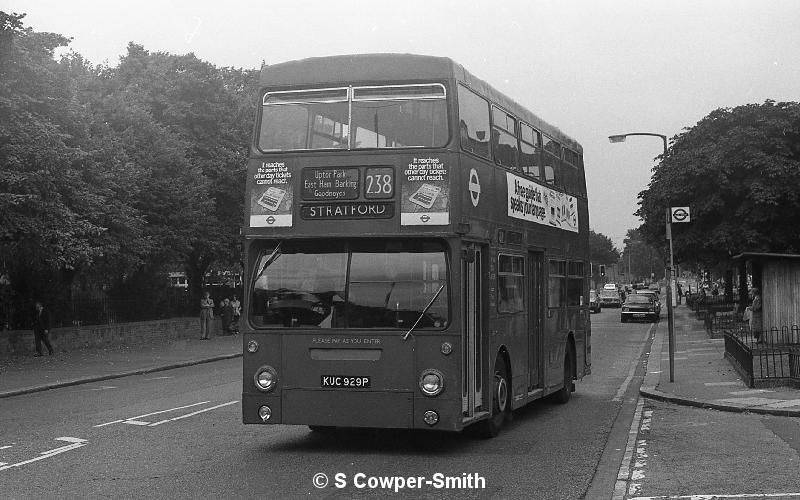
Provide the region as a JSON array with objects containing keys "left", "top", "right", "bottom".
[{"left": 242, "top": 54, "right": 590, "bottom": 437}]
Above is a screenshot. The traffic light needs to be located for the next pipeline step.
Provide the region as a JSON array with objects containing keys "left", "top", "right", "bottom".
[{"left": 600, "top": 265, "right": 605, "bottom": 277}]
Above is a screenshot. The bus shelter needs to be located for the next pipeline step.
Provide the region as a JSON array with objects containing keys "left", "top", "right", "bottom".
[{"left": 725, "top": 252, "right": 800, "bottom": 388}]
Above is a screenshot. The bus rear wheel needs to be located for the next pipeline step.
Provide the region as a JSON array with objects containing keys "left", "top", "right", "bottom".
[
  {"left": 476, "top": 358, "right": 510, "bottom": 438},
  {"left": 553, "top": 349, "right": 574, "bottom": 404}
]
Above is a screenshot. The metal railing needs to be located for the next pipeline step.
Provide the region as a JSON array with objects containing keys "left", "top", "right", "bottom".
[
  {"left": 4, "top": 292, "right": 196, "bottom": 330},
  {"left": 723, "top": 317, "right": 800, "bottom": 387}
]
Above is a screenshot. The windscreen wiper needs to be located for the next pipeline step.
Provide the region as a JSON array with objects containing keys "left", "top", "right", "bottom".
[
  {"left": 402, "top": 283, "right": 445, "bottom": 341},
  {"left": 255, "top": 241, "right": 283, "bottom": 278}
]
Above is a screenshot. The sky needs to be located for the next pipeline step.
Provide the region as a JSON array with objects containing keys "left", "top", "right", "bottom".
[{"left": 6, "top": 0, "right": 799, "bottom": 249}]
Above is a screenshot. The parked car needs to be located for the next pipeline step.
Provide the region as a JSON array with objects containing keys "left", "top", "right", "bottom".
[
  {"left": 621, "top": 294, "right": 660, "bottom": 323},
  {"left": 589, "top": 290, "right": 601, "bottom": 313},
  {"left": 603, "top": 283, "right": 618, "bottom": 290},
  {"left": 598, "top": 289, "right": 622, "bottom": 307},
  {"left": 635, "top": 289, "right": 662, "bottom": 315}
]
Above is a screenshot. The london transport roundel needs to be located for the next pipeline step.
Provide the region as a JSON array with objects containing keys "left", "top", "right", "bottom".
[{"left": 469, "top": 168, "right": 481, "bottom": 207}]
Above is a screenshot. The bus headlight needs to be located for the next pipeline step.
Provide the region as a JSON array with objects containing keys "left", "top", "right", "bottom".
[
  {"left": 247, "top": 340, "right": 259, "bottom": 353},
  {"left": 254, "top": 365, "right": 278, "bottom": 392},
  {"left": 419, "top": 369, "right": 444, "bottom": 396}
]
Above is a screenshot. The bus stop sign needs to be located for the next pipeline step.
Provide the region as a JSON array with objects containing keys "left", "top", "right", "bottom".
[{"left": 671, "top": 207, "right": 690, "bottom": 223}]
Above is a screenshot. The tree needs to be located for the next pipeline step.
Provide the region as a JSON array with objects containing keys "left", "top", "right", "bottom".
[
  {"left": 622, "top": 228, "right": 665, "bottom": 282},
  {"left": 109, "top": 44, "right": 258, "bottom": 299},
  {"left": 1, "top": 13, "right": 260, "bottom": 324},
  {"left": 637, "top": 101, "right": 800, "bottom": 271},
  {"left": 589, "top": 230, "right": 620, "bottom": 265},
  {"left": 0, "top": 12, "right": 146, "bottom": 310}
]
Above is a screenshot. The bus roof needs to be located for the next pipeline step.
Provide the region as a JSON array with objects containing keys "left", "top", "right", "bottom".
[{"left": 260, "top": 53, "right": 582, "bottom": 154}]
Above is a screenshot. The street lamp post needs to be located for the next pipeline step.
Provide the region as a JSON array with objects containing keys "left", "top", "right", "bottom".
[{"left": 608, "top": 132, "right": 675, "bottom": 383}]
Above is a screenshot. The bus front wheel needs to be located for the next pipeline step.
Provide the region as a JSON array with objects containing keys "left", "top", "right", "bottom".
[
  {"left": 476, "top": 358, "right": 510, "bottom": 438},
  {"left": 308, "top": 425, "right": 335, "bottom": 433}
]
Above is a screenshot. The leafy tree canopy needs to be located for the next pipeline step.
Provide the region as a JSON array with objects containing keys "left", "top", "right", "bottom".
[
  {"left": 0, "top": 12, "right": 145, "bottom": 278},
  {"left": 637, "top": 100, "right": 800, "bottom": 268},
  {"left": 622, "top": 228, "right": 665, "bottom": 282},
  {"left": 589, "top": 230, "right": 620, "bottom": 265},
  {"left": 0, "top": 12, "right": 258, "bottom": 310}
]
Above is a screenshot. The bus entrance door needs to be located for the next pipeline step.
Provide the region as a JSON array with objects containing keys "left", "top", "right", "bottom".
[
  {"left": 528, "top": 251, "right": 544, "bottom": 392},
  {"left": 462, "top": 244, "right": 483, "bottom": 418}
]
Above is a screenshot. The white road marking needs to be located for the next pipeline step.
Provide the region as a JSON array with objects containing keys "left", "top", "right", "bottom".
[
  {"left": 0, "top": 437, "right": 88, "bottom": 472},
  {"left": 122, "top": 420, "right": 151, "bottom": 426},
  {"left": 147, "top": 400, "right": 238, "bottom": 426},
  {"left": 94, "top": 401, "right": 210, "bottom": 427},
  {"left": 93, "top": 419, "right": 123, "bottom": 428},
  {"left": 613, "top": 398, "right": 645, "bottom": 500},
  {"left": 704, "top": 381, "right": 741, "bottom": 386},
  {"left": 631, "top": 494, "right": 800, "bottom": 499},
  {"left": 0, "top": 445, "right": 13, "bottom": 450}
]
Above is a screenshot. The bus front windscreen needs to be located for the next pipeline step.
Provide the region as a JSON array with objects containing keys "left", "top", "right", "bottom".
[
  {"left": 250, "top": 239, "right": 449, "bottom": 330},
  {"left": 258, "top": 84, "right": 448, "bottom": 152}
]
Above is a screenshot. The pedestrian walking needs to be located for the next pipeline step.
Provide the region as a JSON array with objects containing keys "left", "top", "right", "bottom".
[
  {"left": 32, "top": 301, "right": 54, "bottom": 356},
  {"left": 676, "top": 283, "right": 683, "bottom": 305},
  {"left": 199, "top": 291, "right": 214, "bottom": 340}
]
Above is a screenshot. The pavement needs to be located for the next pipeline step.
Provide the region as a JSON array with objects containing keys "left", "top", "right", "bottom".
[
  {"left": 2, "top": 307, "right": 799, "bottom": 416},
  {"left": 641, "top": 302, "right": 800, "bottom": 417},
  {"left": 0, "top": 334, "right": 242, "bottom": 399}
]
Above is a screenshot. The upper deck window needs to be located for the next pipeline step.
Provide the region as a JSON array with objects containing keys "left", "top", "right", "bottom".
[
  {"left": 457, "top": 85, "right": 491, "bottom": 160},
  {"left": 258, "top": 84, "right": 448, "bottom": 152},
  {"left": 259, "top": 88, "right": 349, "bottom": 151},
  {"left": 520, "top": 122, "right": 542, "bottom": 179},
  {"left": 491, "top": 107, "right": 519, "bottom": 170}
]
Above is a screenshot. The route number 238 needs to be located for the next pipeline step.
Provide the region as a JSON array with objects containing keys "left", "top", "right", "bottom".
[{"left": 365, "top": 171, "right": 393, "bottom": 198}]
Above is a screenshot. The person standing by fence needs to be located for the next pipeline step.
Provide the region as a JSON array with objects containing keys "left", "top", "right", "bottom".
[
  {"left": 749, "top": 287, "right": 763, "bottom": 343},
  {"left": 32, "top": 301, "right": 54, "bottom": 356},
  {"left": 230, "top": 294, "right": 241, "bottom": 334},
  {"left": 221, "top": 298, "right": 234, "bottom": 335},
  {"left": 199, "top": 291, "right": 215, "bottom": 340}
]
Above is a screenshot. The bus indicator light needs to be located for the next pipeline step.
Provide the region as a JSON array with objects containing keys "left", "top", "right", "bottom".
[
  {"left": 247, "top": 340, "right": 259, "bottom": 353},
  {"left": 440, "top": 342, "right": 453, "bottom": 355},
  {"left": 423, "top": 410, "right": 439, "bottom": 426},
  {"left": 258, "top": 405, "right": 272, "bottom": 422}
]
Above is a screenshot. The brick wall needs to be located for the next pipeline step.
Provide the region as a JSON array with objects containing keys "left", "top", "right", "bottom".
[{"left": 1, "top": 317, "right": 224, "bottom": 357}]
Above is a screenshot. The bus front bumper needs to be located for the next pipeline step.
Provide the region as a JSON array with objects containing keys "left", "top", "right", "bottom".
[{"left": 242, "top": 390, "right": 462, "bottom": 431}]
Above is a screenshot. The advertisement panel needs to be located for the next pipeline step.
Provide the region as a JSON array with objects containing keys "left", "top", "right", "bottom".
[
  {"left": 506, "top": 172, "right": 578, "bottom": 233},
  {"left": 400, "top": 156, "right": 450, "bottom": 226},
  {"left": 250, "top": 161, "right": 294, "bottom": 227}
]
